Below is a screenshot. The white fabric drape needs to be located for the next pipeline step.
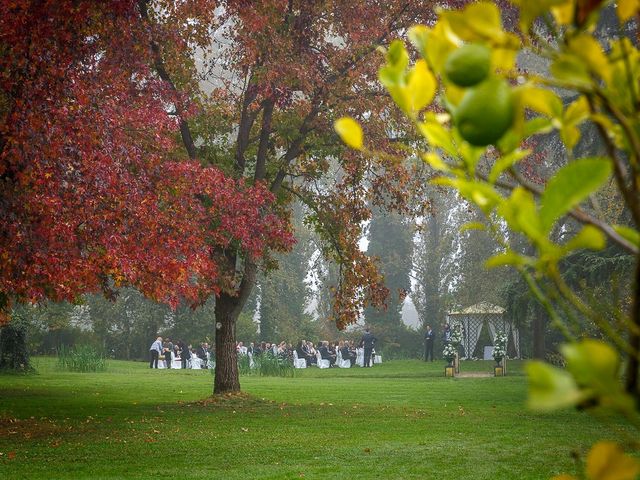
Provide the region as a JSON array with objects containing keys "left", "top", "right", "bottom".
[{"left": 487, "top": 319, "right": 497, "bottom": 343}]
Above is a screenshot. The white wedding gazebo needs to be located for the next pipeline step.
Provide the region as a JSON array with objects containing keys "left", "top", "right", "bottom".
[{"left": 447, "top": 302, "right": 520, "bottom": 359}]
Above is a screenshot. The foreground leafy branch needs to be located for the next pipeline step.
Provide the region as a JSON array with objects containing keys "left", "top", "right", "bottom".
[{"left": 335, "top": 1, "right": 640, "bottom": 477}]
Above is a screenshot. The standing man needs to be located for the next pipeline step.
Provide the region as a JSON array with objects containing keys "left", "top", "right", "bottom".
[
  {"left": 424, "top": 325, "right": 434, "bottom": 362},
  {"left": 359, "top": 327, "right": 377, "bottom": 368},
  {"left": 443, "top": 323, "right": 451, "bottom": 344},
  {"left": 162, "top": 337, "right": 173, "bottom": 369},
  {"left": 178, "top": 341, "right": 191, "bottom": 369},
  {"left": 149, "top": 336, "right": 162, "bottom": 369}
]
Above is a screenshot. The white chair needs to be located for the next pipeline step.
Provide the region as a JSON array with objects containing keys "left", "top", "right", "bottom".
[
  {"left": 374, "top": 354, "right": 382, "bottom": 364},
  {"left": 157, "top": 357, "right": 166, "bottom": 369},
  {"left": 190, "top": 357, "right": 201, "bottom": 369},
  {"left": 316, "top": 351, "right": 330, "bottom": 369},
  {"left": 293, "top": 350, "right": 307, "bottom": 369},
  {"left": 355, "top": 348, "right": 364, "bottom": 367},
  {"left": 336, "top": 349, "right": 351, "bottom": 368},
  {"left": 171, "top": 352, "right": 181, "bottom": 369},
  {"left": 248, "top": 352, "right": 255, "bottom": 369}
]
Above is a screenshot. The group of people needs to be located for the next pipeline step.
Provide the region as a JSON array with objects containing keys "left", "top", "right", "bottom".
[
  {"left": 423, "top": 323, "right": 457, "bottom": 362},
  {"left": 150, "top": 327, "right": 379, "bottom": 370},
  {"left": 149, "top": 336, "right": 211, "bottom": 369},
  {"left": 237, "top": 327, "right": 379, "bottom": 368}
]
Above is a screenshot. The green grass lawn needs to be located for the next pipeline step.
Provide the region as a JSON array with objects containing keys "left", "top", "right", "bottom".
[{"left": 0, "top": 357, "right": 621, "bottom": 479}]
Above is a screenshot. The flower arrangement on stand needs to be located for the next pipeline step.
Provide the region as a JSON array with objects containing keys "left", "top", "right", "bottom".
[
  {"left": 443, "top": 344, "right": 457, "bottom": 366},
  {"left": 493, "top": 331, "right": 508, "bottom": 376},
  {"left": 443, "top": 343, "right": 457, "bottom": 377}
]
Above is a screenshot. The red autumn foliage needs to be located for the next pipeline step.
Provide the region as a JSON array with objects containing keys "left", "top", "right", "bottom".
[{"left": 0, "top": 0, "right": 294, "bottom": 323}]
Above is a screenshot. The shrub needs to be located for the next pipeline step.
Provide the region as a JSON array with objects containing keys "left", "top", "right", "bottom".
[{"left": 57, "top": 344, "right": 106, "bottom": 373}]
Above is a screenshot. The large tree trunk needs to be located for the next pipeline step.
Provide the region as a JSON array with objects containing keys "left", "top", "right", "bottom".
[
  {"left": 213, "top": 293, "right": 241, "bottom": 394},
  {"left": 213, "top": 260, "right": 257, "bottom": 395}
]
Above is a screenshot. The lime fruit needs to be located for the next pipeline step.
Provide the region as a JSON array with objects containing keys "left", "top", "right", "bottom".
[
  {"left": 444, "top": 43, "right": 492, "bottom": 87},
  {"left": 453, "top": 77, "right": 514, "bottom": 146}
]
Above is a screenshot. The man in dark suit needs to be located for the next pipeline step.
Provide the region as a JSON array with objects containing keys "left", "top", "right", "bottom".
[
  {"left": 359, "top": 327, "right": 377, "bottom": 367},
  {"left": 319, "top": 341, "right": 336, "bottom": 366},
  {"left": 424, "top": 325, "right": 434, "bottom": 362},
  {"left": 341, "top": 341, "right": 356, "bottom": 366}
]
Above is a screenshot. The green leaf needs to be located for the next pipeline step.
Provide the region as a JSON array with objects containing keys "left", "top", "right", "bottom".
[
  {"left": 464, "top": 2, "right": 504, "bottom": 38},
  {"left": 526, "top": 361, "right": 584, "bottom": 411},
  {"left": 613, "top": 225, "right": 640, "bottom": 248},
  {"left": 551, "top": 54, "right": 593, "bottom": 88},
  {"left": 498, "top": 187, "right": 544, "bottom": 242},
  {"left": 334, "top": 117, "right": 363, "bottom": 150},
  {"left": 563, "top": 96, "right": 590, "bottom": 126},
  {"left": 386, "top": 39, "right": 409, "bottom": 70},
  {"left": 560, "top": 124, "right": 581, "bottom": 150},
  {"left": 408, "top": 25, "right": 430, "bottom": 60},
  {"left": 568, "top": 34, "right": 612, "bottom": 85},
  {"left": 539, "top": 157, "right": 612, "bottom": 233},
  {"left": 489, "top": 149, "right": 531, "bottom": 183},
  {"left": 432, "top": 178, "right": 502, "bottom": 214},
  {"left": 379, "top": 40, "right": 409, "bottom": 90},
  {"left": 524, "top": 117, "right": 553, "bottom": 137},
  {"left": 560, "top": 340, "right": 620, "bottom": 393},
  {"left": 564, "top": 225, "right": 606, "bottom": 252},
  {"left": 519, "top": 87, "right": 563, "bottom": 118},
  {"left": 510, "top": 0, "right": 570, "bottom": 32},
  {"left": 421, "top": 152, "right": 449, "bottom": 172},
  {"left": 417, "top": 120, "right": 457, "bottom": 157},
  {"left": 485, "top": 251, "right": 534, "bottom": 268}
]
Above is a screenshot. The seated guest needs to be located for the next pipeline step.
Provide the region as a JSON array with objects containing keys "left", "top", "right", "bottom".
[
  {"left": 319, "top": 340, "right": 336, "bottom": 366},
  {"left": 297, "top": 340, "right": 313, "bottom": 365},
  {"left": 302, "top": 340, "right": 316, "bottom": 365},
  {"left": 196, "top": 343, "right": 208, "bottom": 369},
  {"left": 341, "top": 340, "right": 357, "bottom": 366}
]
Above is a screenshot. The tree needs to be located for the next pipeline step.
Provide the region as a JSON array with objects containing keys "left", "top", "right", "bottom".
[
  {"left": 160, "top": 0, "right": 464, "bottom": 393},
  {"left": 364, "top": 209, "right": 413, "bottom": 327},
  {"left": 0, "top": 1, "right": 292, "bottom": 368},
  {"left": 338, "top": 1, "right": 640, "bottom": 475}
]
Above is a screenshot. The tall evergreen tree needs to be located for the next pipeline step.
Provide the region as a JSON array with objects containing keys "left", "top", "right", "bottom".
[{"left": 363, "top": 209, "right": 413, "bottom": 327}]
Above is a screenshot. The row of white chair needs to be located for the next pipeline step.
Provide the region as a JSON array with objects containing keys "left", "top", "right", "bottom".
[
  {"left": 293, "top": 349, "right": 382, "bottom": 369},
  {"left": 157, "top": 353, "right": 212, "bottom": 370}
]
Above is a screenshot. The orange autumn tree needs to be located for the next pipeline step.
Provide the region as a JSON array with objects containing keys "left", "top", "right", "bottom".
[{"left": 0, "top": 0, "right": 293, "bottom": 361}]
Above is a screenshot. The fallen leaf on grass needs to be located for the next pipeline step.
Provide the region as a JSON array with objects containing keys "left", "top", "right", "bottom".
[{"left": 8, "top": 451, "right": 16, "bottom": 460}]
